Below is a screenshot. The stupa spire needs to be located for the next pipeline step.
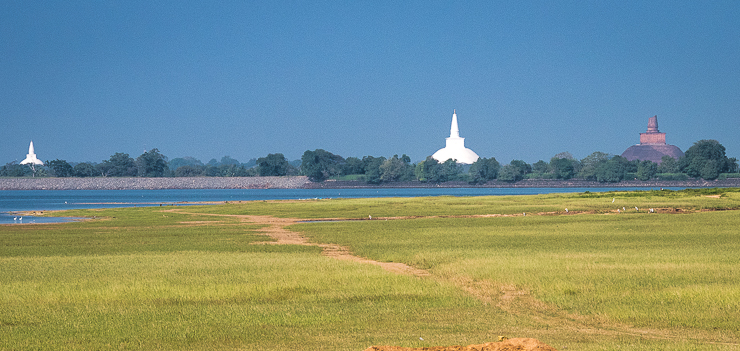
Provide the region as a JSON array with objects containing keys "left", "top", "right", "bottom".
[
  {"left": 450, "top": 109, "right": 460, "bottom": 138},
  {"left": 647, "top": 115, "right": 659, "bottom": 133}
]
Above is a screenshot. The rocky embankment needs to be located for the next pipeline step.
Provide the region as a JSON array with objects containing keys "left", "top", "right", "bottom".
[
  {"left": 1, "top": 176, "right": 739, "bottom": 191},
  {"left": 0, "top": 176, "right": 311, "bottom": 190},
  {"left": 305, "top": 178, "right": 740, "bottom": 189}
]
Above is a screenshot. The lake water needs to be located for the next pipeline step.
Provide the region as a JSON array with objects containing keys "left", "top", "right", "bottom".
[{"left": 0, "top": 187, "right": 688, "bottom": 224}]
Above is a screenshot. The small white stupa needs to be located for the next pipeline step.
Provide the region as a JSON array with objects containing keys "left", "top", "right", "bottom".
[
  {"left": 432, "top": 110, "right": 480, "bottom": 164},
  {"left": 20, "top": 141, "right": 44, "bottom": 177},
  {"left": 20, "top": 141, "right": 44, "bottom": 166}
]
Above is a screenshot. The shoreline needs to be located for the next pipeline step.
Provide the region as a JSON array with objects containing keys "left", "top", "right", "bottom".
[
  {"left": 305, "top": 178, "right": 740, "bottom": 189},
  {"left": 1, "top": 176, "right": 739, "bottom": 190},
  {"left": 0, "top": 176, "right": 311, "bottom": 190}
]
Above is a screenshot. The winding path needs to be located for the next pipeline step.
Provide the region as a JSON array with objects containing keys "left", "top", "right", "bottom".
[{"left": 161, "top": 208, "right": 739, "bottom": 347}]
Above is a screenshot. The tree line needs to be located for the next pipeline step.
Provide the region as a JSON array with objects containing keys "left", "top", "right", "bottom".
[
  {"left": 1, "top": 140, "right": 738, "bottom": 183},
  {"left": 294, "top": 140, "right": 738, "bottom": 183}
]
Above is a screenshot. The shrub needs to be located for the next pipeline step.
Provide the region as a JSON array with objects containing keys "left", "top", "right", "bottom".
[{"left": 718, "top": 173, "right": 740, "bottom": 180}]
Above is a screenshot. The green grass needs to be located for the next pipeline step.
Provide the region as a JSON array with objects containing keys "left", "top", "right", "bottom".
[
  {"left": 297, "top": 212, "right": 740, "bottom": 330},
  {"left": 2, "top": 188, "right": 740, "bottom": 350},
  {"left": 179, "top": 187, "right": 740, "bottom": 219},
  {"left": 1, "top": 251, "right": 492, "bottom": 350},
  {"left": 0, "top": 207, "right": 292, "bottom": 257}
]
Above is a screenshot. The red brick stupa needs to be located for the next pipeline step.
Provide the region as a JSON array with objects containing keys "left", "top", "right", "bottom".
[{"left": 621, "top": 115, "right": 683, "bottom": 164}]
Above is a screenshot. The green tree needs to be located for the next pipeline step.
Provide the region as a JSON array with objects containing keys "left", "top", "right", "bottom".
[
  {"left": 469, "top": 157, "right": 501, "bottom": 184},
  {"left": 217, "top": 164, "right": 249, "bottom": 177},
  {"left": 364, "top": 157, "right": 386, "bottom": 184},
  {"left": 680, "top": 140, "right": 731, "bottom": 180},
  {"left": 595, "top": 156, "right": 628, "bottom": 183},
  {"left": 342, "top": 157, "right": 365, "bottom": 175},
  {"left": 553, "top": 151, "right": 574, "bottom": 159},
  {"left": 441, "top": 159, "right": 461, "bottom": 182},
  {"left": 100, "top": 153, "right": 137, "bottom": 177},
  {"left": 300, "top": 149, "right": 345, "bottom": 181},
  {"left": 137, "top": 149, "right": 168, "bottom": 177},
  {"left": 531, "top": 160, "right": 549, "bottom": 174},
  {"left": 510, "top": 160, "right": 531, "bottom": 177},
  {"left": 379, "top": 155, "right": 413, "bottom": 183},
  {"left": 204, "top": 165, "right": 221, "bottom": 176},
  {"left": 73, "top": 162, "right": 97, "bottom": 177},
  {"left": 550, "top": 157, "right": 575, "bottom": 179},
  {"left": 579, "top": 152, "right": 611, "bottom": 180},
  {"left": 415, "top": 156, "right": 443, "bottom": 183},
  {"left": 243, "top": 158, "right": 258, "bottom": 169},
  {"left": 636, "top": 160, "right": 658, "bottom": 181},
  {"left": 700, "top": 160, "right": 721, "bottom": 180},
  {"left": 169, "top": 157, "right": 203, "bottom": 171},
  {"left": 626, "top": 159, "right": 639, "bottom": 174},
  {"left": 358, "top": 156, "right": 385, "bottom": 184},
  {"left": 497, "top": 160, "right": 530, "bottom": 182},
  {"left": 47, "top": 159, "right": 74, "bottom": 177},
  {"left": 552, "top": 151, "right": 581, "bottom": 175},
  {"left": 497, "top": 164, "right": 520, "bottom": 182},
  {"left": 0, "top": 162, "right": 31, "bottom": 177},
  {"left": 728, "top": 158, "right": 739, "bottom": 173},
  {"left": 257, "top": 153, "right": 293, "bottom": 176},
  {"left": 174, "top": 165, "right": 205, "bottom": 177},
  {"left": 658, "top": 155, "right": 680, "bottom": 174}
]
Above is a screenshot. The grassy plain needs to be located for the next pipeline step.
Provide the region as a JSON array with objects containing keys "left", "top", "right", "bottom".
[{"left": 1, "top": 188, "right": 739, "bottom": 350}]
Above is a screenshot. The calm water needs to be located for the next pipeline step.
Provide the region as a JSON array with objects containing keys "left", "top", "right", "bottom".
[{"left": 0, "top": 187, "right": 686, "bottom": 224}]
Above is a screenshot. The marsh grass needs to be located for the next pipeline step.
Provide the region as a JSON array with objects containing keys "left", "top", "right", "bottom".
[
  {"left": 0, "top": 251, "right": 499, "bottom": 350},
  {"left": 2, "top": 188, "right": 740, "bottom": 350},
  {"left": 182, "top": 187, "right": 740, "bottom": 219}
]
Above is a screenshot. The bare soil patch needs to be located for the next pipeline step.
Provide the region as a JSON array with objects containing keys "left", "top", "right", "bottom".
[{"left": 364, "top": 338, "right": 557, "bottom": 351}]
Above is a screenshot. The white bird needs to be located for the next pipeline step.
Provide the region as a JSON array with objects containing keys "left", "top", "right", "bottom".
[
  {"left": 617, "top": 209, "right": 620, "bottom": 213},
  {"left": 19, "top": 217, "right": 22, "bottom": 221},
  {"left": 612, "top": 198, "right": 615, "bottom": 203},
  {"left": 13, "top": 217, "right": 17, "bottom": 221},
  {"left": 368, "top": 215, "right": 372, "bottom": 220},
  {"left": 565, "top": 208, "right": 568, "bottom": 213},
  {"left": 635, "top": 207, "right": 639, "bottom": 211},
  {"left": 623, "top": 207, "right": 626, "bottom": 211},
  {"left": 419, "top": 337, "right": 424, "bottom": 341},
  {"left": 523, "top": 212, "right": 526, "bottom": 216}
]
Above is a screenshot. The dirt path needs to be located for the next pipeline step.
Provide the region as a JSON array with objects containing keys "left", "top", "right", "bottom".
[
  {"left": 160, "top": 210, "right": 432, "bottom": 277},
  {"left": 160, "top": 208, "right": 739, "bottom": 347}
]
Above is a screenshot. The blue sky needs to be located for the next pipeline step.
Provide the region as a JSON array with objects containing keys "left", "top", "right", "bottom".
[{"left": 2, "top": 1, "right": 738, "bottom": 165}]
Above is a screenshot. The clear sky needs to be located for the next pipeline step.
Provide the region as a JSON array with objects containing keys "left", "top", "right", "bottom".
[{"left": 2, "top": 1, "right": 738, "bottom": 165}]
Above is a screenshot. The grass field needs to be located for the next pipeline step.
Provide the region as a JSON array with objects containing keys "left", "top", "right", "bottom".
[{"left": 1, "top": 188, "right": 739, "bottom": 350}]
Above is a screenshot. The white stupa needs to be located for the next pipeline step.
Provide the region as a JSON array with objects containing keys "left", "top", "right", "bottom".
[
  {"left": 432, "top": 110, "right": 480, "bottom": 164},
  {"left": 20, "top": 141, "right": 44, "bottom": 166}
]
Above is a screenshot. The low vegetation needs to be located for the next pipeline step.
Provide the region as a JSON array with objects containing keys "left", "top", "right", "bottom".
[{"left": 2, "top": 189, "right": 740, "bottom": 350}]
